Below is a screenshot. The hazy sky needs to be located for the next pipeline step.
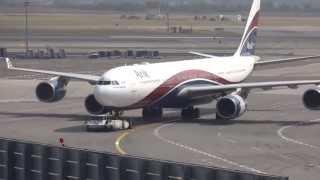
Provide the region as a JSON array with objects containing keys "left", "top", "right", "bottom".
[{"left": 2, "top": 0, "right": 318, "bottom": 4}]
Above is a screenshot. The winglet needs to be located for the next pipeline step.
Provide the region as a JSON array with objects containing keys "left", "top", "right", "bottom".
[{"left": 5, "top": 58, "right": 13, "bottom": 69}]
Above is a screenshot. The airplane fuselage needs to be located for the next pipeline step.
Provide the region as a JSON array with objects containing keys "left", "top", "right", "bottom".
[{"left": 94, "top": 56, "right": 258, "bottom": 109}]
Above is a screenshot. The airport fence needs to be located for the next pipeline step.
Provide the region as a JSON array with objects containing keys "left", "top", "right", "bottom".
[{"left": 0, "top": 138, "right": 289, "bottom": 180}]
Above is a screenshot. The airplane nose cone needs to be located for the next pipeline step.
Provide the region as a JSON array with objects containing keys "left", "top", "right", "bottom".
[
  {"left": 93, "top": 85, "right": 106, "bottom": 106},
  {"left": 93, "top": 85, "right": 130, "bottom": 108}
]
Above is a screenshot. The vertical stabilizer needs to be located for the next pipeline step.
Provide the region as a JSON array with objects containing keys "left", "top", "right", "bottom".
[{"left": 235, "top": 0, "right": 260, "bottom": 57}]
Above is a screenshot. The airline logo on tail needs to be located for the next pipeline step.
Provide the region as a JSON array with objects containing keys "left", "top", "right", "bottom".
[
  {"left": 235, "top": 0, "right": 260, "bottom": 57},
  {"left": 240, "top": 16, "right": 259, "bottom": 56}
]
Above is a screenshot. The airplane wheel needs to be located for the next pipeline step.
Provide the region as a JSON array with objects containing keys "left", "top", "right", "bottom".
[
  {"left": 127, "top": 119, "right": 133, "bottom": 129},
  {"left": 181, "top": 107, "right": 200, "bottom": 120},
  {"left": 193, "top": 108, "right": 200, "bottom": 118},
  {"left": 215, "top": 114, "right": 232, "bottom": 123},
  {"left": 86, "top": 126, "right": 93, "bottom": 132}
]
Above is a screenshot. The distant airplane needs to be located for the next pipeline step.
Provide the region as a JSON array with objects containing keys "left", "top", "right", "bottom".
[{"left": 4, "top": 0, "right": 320, "bottom": 125}]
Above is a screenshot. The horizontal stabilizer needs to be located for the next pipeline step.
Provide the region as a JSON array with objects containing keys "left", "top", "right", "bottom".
[
  {"left": 255, "top": 55, "right": 320, "bottom": 66},
  {"left": 189, "top": 51, "right": 216, "bottom": 58}
]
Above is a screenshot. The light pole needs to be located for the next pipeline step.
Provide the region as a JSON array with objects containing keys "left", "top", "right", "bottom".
[
  {"left": 166, "top": 0, "right": 170, "bottom": 32},
  {"left": 24, "top": 1, "right": 30, "bottom": 55}
]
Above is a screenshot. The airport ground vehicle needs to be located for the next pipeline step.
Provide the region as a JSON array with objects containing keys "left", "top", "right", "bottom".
[{"left": 85, "top": 114, "right": 132, "bottom": 131}]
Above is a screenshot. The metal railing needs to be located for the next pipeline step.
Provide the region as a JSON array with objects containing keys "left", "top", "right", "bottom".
[{"left": 0, "top": 138, "right": 288, "bottom": 180}]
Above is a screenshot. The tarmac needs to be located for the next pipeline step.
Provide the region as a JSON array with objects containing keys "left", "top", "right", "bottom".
[
  {"left": 0, "top": 58, "right": 320, "bottom": 180},
  {"left": 0, "top": 22, "right": 320, "bottom": 180}
]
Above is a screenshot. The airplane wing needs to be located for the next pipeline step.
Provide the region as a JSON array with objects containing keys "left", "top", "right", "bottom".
[
  {"left": 178, "top": 55, "right": 320, "bottom": 98},
  {"left": 188, "top": 51, "right": 217, "bottom": 58},
  {"left": 4, "top": 58, "right": 100, "bottom": 83},
  {"left": 177, "top": 80, "right": 320, "bottom": 98},
  {"left": 255, "top": 55, "right": 320, "bottom": 66}
]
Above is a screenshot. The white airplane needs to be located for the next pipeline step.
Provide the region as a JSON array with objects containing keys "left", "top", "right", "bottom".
[{"left": 3, "top": 0, "right": 320, "bottom": 123}]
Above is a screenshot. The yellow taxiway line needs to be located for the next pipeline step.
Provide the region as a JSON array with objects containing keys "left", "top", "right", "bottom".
[{"left": 115, "top": 131, "right": 132, "bottom": 155}]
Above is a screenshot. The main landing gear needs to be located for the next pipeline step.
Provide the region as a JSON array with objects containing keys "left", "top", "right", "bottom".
[
  {"left": 142, "top": 106, "right": 201, "bottom": 121},
  {"left": 142, "top": 107, "right": 163, "bottom": 120},
  {"left": 181, "top": 107, "right": 200, "bottom": 120}
]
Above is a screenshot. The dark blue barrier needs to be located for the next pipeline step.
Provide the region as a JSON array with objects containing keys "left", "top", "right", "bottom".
[{"left": 0, "top": 138, "right": 289, "bottom": 180}]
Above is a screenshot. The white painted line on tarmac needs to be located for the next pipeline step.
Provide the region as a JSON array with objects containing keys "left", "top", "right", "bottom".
[
  {"left": 221, "top": 136, "right": 237, "bottom": 144},
  {"left": 202, "top": 159, "right": 228, "bottom": 169},
  {"left": 0, "top": 99, "right": 37, "bottom": 103},
  {"left": 277, "top": 119, "right": 320, "bottom": 150},
  {"left": 217, "top": 129, "right": 237, "bottom": 144},
  {"left": 250, "top": 146, "right": 292, "bottom": 160},
  {"left": 276, "top": 153, "right": 292, "bottom": 161},
  {"left": 154, "top": 122, "right": 267, "bottom": 174},
  {"left": 251, "top": 147, "right": 263, "bottom": 152},
  {"left": 217, "top": 132, "right": 222, "bottom": 137}
]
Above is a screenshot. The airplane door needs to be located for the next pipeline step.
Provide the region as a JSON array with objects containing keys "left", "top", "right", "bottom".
[{"left": 129, "top": 80, "right": 139, "bottom": 102}]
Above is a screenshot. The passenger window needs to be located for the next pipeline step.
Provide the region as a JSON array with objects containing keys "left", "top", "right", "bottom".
[{"left": 111, "top": 81, "right": 119, "bottom": 85}]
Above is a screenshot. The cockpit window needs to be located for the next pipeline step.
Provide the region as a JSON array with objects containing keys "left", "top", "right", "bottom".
[
  {"left": 97, "top": 80, "right": 119, "bottom": 86},
  {"left": 111, "top": 81, "right": 119, "bottom": 85},
  {"left": 97, "top": 81, "right": 111, "bottom": 85}
]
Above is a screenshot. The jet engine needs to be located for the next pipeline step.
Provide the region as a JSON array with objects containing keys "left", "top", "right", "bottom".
[
  {"left": 216, "top": 95, "right": 247, "bottom": 120},
  {"left": 85, "top": 94, "right": 110, "bottom": 115},
  {"left": 303, "top": 88, "right": 320, "bottom": 110},
  {"left": 36, "top": 77, "right": 68, "bottom": 103}
]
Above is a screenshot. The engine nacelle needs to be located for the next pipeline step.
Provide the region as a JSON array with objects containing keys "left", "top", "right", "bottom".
[
  {"left": 303, "top": 88, "right": 320, "bottom": 110},
  {"left": 216, "top": 95, "right": 247, "bottom": 120},
  {"left": 36, "top": 77, "right": 68, "bottom": 103},
  {"left": 85, "top": 94, "right": 110, "bottom": 115}
]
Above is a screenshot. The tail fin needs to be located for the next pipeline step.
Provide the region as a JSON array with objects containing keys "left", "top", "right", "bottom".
[{"left": 235, "top": 0, "right": 260, "bottom": 57}]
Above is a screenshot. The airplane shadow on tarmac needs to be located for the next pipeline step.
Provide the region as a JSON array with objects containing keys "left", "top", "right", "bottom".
[
  {"left": 0, "top": 111, "right": 87, "bottom": 121},
  {"left": 55, "top": 107, "right": 320, "bottom": 133},
  {"left": 0, "top": 107, "right": 318, "bottom": 134}
]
